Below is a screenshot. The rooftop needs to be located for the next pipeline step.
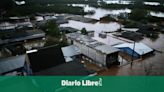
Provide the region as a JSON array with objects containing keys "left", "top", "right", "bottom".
[
  {"left": 66, "top": 33, "right": 119, "bottom": 54},
  {"left": 0, "top": 55, "right": 26, "bottom": 74},
  {"left": 34, "top": 60, "right": 94, "bottom": 76},
  {"left": 95, "top": 45, "right": 120, "bottom": 54},
  {"left": 62, "top": 45, "right": 81, "bottom": 62},
  {"left": 114, "top": 43, "right": 153, "bottom": 55},
  {"left": 27, "top": 45, "right": 65, "bottom": 73},
  {"left": 0, "top": 29, "right": 45, "bottom": 45}
]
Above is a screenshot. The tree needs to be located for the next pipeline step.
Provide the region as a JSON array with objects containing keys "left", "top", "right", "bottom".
[
  {"left": 45, "top": 21, "right": 61, "bottom": 38},
  {"left": 81, "top": 28, "right": 87, "bottom": 35},
  {"left": 129, "top": 9, "right": 148, "bottom": 21}
]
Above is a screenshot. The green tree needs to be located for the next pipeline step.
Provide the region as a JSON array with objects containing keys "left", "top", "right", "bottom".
[
  {"left": 45, "top": 21, "right": 61, "bottom": 38},
  {"left": 81, "top": 28, "right": 87, "bottom": 35},
  {"left": 129, "top": 9, "right": 148, "bottom": 21}
]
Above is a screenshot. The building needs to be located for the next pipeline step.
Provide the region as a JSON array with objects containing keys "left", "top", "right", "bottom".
[
  {"left": 35, "top": 60, "right": 93, "bottom": 76},
  {"left": 9, "top": 16, "right": 30, "bottom": 22},
  {"left": 0, "top": 55, "right": 31, "bottom": 75},
  {"left": 114, "top": 43, "right": 154, "bottom": 58},
  {"left": 66, "top": 33, "right": 120, "bottom": 68},
  {"left": 0, "top": 29, "right": 45, "bottom": 46},
  {"left": 35, "top": 13, "right": 57, "bottom": 22},
  {"left": 0, "top": 22, "right": 17, "bottom": 31},
  {"left": 27, "top": 45, "right": 93, "bottom": 75},
  {"left": 27, "top": 45, "right": 65, "bottom": 73},
  {"left": 59, "top": 27, "right": 79, "bottom": 33}
]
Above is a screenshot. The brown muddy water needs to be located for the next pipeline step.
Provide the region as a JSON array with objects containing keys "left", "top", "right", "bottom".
[{"left": 98, "top": 34, "right": 164, "bottom": 76}]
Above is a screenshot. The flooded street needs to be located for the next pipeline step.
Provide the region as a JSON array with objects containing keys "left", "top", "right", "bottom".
[
  {"left": 61, "top": 3, "right": 164, "bottom": 75},
  {"left": 98, "top": 34, "right": 164, "bottom": 76}
]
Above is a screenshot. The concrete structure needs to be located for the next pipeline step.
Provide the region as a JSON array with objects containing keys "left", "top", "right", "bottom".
[{"left": 66, "top": 33, "right": 120, "bottom": 67}]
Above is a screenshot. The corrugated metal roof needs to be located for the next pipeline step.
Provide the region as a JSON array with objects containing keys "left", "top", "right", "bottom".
[
  {"left": 67, "top": 33, "right": 120, "bottom": 55},
  {"left": 95, "top": 45, "right": 119, "bottom": 54},
  {"left": 0, "top": 55, "right": 26, "bottom": 74},
  {"left": 114, "top": 43, "right": 153, "bottom": 55},
  {"left": 62, "top": 45, "right": 81, "bottom": 57}
]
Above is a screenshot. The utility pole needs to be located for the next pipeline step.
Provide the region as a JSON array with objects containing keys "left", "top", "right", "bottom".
[{"left": 131, "top": 41, "right": 136, "bottom": 67}]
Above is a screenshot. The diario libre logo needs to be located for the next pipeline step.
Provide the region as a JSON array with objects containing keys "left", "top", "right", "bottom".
[{"left": 61, "top": 78, "right": 102, "bottom": 87}]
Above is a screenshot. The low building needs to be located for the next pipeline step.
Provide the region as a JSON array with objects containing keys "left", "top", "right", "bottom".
[
  {"left": 35, "top": 60, "right": 93, "bottom": 76},
  {"left": 9, "top": 16, "right": 30, "bottom": 22},
  {"left": 0, "top": 55, "right": 31, "bottom": 75},
  {"left": 0, "top": 29, "right": 45, "bottom": 46},
  {"left": 114, "top": 43, "right": 154, "bottom": 58},
  {"left": 59, "top": 27, "right": 79, "bottom": 33},
  {"left": 0, "top": 22, "right": 17, "bottom": 31},
  {"left": 66, "top": 33, "right": 120, "bottom": 68},
  {"left": 27, "top": 45, "right": 93, "bottom": 75},
  {"left": 35, "top": 13, "right": 57, "bottom": 22}
]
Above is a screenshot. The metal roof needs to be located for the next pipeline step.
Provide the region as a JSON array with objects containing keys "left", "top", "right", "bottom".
[
  {"left": 28, "top": 45, "right": 65, "bottom": 73},
  {"left": 67, "top": 33, "right": 120, "bottom": 54},
  {"left": 0, "top": 30, "right": 45, "bottom": 45},
  {"left": 62, "top": 45, "right": 81, "bottom": 62},
  {"left": 95, "top": 45, "right": 119, "bottom": 54},
  {"left": 66, "top": 33, "right": 96, "bottom": 45},
  {"left": 114, "top": 43, "right": 153, "bottom": 55},
  {"left": 34, "top": 61, "right": 94, "bottom": 76},
  {"left": 0, "top": 55, "right": 26, "bottom": 74},
  {"left": 62, "top": 45, "right": 81, "bottom": 57}
]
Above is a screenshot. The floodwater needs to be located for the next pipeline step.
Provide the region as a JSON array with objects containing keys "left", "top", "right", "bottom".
[
  {"left": 71, "top": 4, "right": 131, "bottom": 20},
  {"left": 103, "top": 0, "right": 132, "bottom": 5},
  {"left": 150, "top": 11, "right": 164, "bottom": 18},
  {"left": 61, "top": 4, "right": 130, "bottom": 32},
  {"left": 84, "top": 5, "right": 131, "bottom": 20},
  {"left": 63, "top": 3, "right": 164, "bottom": 75},
  {"left": 63, "top": 4, "right": 164, "bottom": 33},
  {"left": 60, "top": 20, "right": 121, "bottom": 32},
  {"left": 98, "top": 34, "right": 164, "bottom": 76},
  {"left": 103, "top": 0, "right": 161, "bottom": 6},
  {"left": 144, "top": 2, "right": 160, "bottom": 6}
]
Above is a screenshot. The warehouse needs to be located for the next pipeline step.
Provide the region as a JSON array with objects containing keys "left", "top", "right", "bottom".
[
  {"left": 66, "top": 33, "right": 120, "bottom": 68},
  {"left": 27, "top": 45, "right": 93, "bottom": 75}
]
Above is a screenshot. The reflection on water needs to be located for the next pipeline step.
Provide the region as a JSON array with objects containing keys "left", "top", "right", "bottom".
[
  {"left": 69, "top": 4, "right": 131, "bottom": 20},
  {"left": 60, "top": 20, "right": 121, "bottom": 32},
  {"left": 84, "top": 5, "right": 131, "bottom": 20},
  {"left": 150, "top": 11, "right": 164, "bottom": 18},
  {"left": 103, "top": 0, "right": 161, "bottom": 6},
  {"left": 103, "top": 0, "right": 132, "bottom": 5},
  {"left": 141, "top": 34, "right": 164, "bottom": 52},
  {"left": 71, "top": 3, "right": 164, "bottom": 19},
  {"left": 144, "top": 2, "right": 160, "bottom": 6}
]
